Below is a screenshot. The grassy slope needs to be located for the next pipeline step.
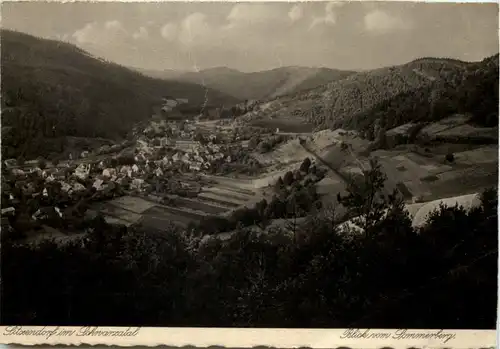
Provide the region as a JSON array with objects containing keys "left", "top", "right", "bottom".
[{"left": 1, "top": 30, "right": 237, "bottom": 159}]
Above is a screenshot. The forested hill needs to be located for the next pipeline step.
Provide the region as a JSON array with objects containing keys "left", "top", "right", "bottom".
[
  {"left": 340, "top": 54, "right": 500, "bottom": 138},
  {"left": 268, "top": 55, "right": 498, "bottom": 134},
  {"left": 1, "top": 30, "right": 237, "bottom": 159}
]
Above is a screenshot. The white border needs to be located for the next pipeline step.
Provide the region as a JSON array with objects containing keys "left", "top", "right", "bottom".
[{"left": 0, "top": 327, "right": 497, "bottom": 347}]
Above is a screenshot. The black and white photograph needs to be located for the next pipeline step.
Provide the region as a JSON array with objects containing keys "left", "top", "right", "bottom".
[{"left": 1, "top": 1, "right": 498, "bottom": 331}]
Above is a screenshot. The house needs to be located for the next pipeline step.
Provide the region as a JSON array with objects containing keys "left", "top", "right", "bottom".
[
  {"left": 4, "top": 159, "right": 17, "bottom": 168},
  {"left": 55, "top": 207, "right": 63, "bottom": 218},
  {"left": 73, "top": 182, "right": 86, "bottom": 192},
  {"left": 159, "top": 137, "right": 170, "bottom": 147},
  {"left": 155, "top": 168, "right": 164, "bottom": 177},
  {"left": 31, "top": 167, "right": 43, "bottom": 175},
  {"left": 75, "top": 164, "right": 90, "bottom": 180},
  {"left": 176, "top": 98, "right": 189, "bottom": 104},
  {"left": 81, "top": 151, "right": 89, "bottom": 158},
  {"left": 1, "top": 207, "right": 15, "bottom": 216},
  {"left": 137, "top": 139, "right": 149, "bottom": 148},
  {"left": 93, "top": 179, "right": 104, "bottom": 191},
  {"left": 181, "top": 154, "right": 191, "bottom": 163},
  {"left": 45, "top": 174, "right": 55, "bottom": 183},
  {"left": 225, "top": 156, "right": 232, "bottom": 163},
  {"left": 120, "top": 166, "right": 132, "bottom": 175},
  {"left": 43, "top": 188, "right": 49, "bottom": 197},
  {"left": 11, "top": 168, "right": 25, "bottom": 176},
  {"left": 172, "top": 153, "right": 181, "bottom": 162},
  {"left": 189, "top": 161, "right": 202, "bottom": 171},
  {"left": 102, "top": 168, "right": 116, "bottom": 178},
  {"left": 132, "top": 164, "right": 140, "bottom": 173},
  {"left": 60, "top": 182, "right": 73, "bottom": 193},
  {"left": 131, "top": 178, "right": 145, "bottom": 189},
  {"left": 32, "top": 207, "right": 58, "bottom": 221},
  {"left": 135, "top": 153, "right": 147, "bottom": 162}
]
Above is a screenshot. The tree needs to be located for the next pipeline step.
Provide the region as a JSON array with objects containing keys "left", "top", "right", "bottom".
[
  {"left": 294, "top": 170, "right": 303, "bottom": 181},
  {"left": 248, "top": 136, "right": 260, "bottom": 149},
  {"left": 337, "top": 158, "right": 394, "bottom": 233},
  {"left": 309, "top": 165, "right": 317, "bottom": 175},
  {"left": 300, "top": 157, "right": 312, "bottom": 172},
  {"left": 275, "top": 177, "right": 284, "bottom": 192},
  {"left": 445, "top": 153, "right": 455, "bottom": 163},
  {"left": 283, "top": 171, "right": 294, "bottom": 186},
  {"left": 110, "top": 157, "right": 119, "bottom": 167},
  {"left": 16, "top": 156, "right": 25, "bottom": 166},
  {"left": 258, "top": 141, "right": 271, "bottom": 153},
  {"left": 37, "top": 157, "right": 47, "bottom": 170}
]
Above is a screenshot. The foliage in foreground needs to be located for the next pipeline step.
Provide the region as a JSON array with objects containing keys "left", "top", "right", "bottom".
[{"left": 1, "top": 163, "right": 497, "bottom": 328}]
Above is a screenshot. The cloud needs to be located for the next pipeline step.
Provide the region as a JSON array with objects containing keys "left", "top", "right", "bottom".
[
  {"left": 178, "top": 12, "right": 211, "bottom": 46},
  {"left": 160, "top": 23, "right": 178, "bottom": 41},
  {"left": 226, "top": 4, "right": 283, "bottom": 27},
  {"left": 72, "top": 20, "right": 128, "bottom": 45},
  {"left": 132, "top": 26, "right": 148, "bottom": 40},
  {"left": 364, "top": 10, "right": 411, "bottom": 34},
  {"left": 288, "top": 4, "right": 304, "bottom": 22},
  {"left": 309, "top": 2, "right": 344, "bottom": 30}
]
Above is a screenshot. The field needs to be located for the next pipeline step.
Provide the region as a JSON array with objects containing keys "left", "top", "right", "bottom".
[
  {"left": 371, "top": 145, "right": 498, "bottom": 202},
  {"left": 92, "top": 176, "right": 263, "bottom": 229}
]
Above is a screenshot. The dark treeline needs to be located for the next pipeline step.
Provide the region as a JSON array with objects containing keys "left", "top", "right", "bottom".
[{"left": 2, "top": 162, "right": 497, "bottom": 328}]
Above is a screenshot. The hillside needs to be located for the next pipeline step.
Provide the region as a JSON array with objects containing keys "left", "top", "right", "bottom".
[
  {"left": 252, "top": 55, "right": 498, "bottom": 138},
  {"left": 1, "top": 30, "right": 237, "bottom": 159},
  {"left": 347, "top": 54, "right": 499, "bottom": 140},
  {"left": 147, "top": 66, "right": 355, "bottom": 101}
]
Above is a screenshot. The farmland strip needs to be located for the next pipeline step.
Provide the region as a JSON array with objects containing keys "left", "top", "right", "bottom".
[
  {"left": 145, "top": 205, "right": 206, "bottom": 221},
  {"left": 172, "top": 197, "right": 228, "bottom": 215},
  {"left": 203, "top": 187, "right": 253, "bottom": 201},
  {"left": 196, "top": 195, "right": 241, "bottom": 208},
  {"left": 198, "top": 192, "right": 247, "bottom": 205}
]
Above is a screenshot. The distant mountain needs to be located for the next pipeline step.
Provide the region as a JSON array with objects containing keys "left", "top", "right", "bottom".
[
  {"left": 132, "top": 67, "right": 188, "bottom": 80},
  {"left": 142, "top": 66, "right": 356, "bottom": 101},
  {"left": 1, "top": 30, "right": 237, "bottom": 159},
  {"left": 260, "top": 55, "right": 498, "bottom": 137}
]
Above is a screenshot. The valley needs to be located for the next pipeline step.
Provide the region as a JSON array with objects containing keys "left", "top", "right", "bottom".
[{"left": 1, "top": 2, "right": 498, "bottom": 331}]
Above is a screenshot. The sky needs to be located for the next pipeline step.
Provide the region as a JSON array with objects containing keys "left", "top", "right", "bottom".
[{"left": 2, "top": 1, "right": 498, "bottom": 72}]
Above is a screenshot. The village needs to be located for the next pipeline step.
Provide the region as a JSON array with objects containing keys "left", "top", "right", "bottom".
[{"left": 0, "top": 96, "right": 287, "bottom": 241}]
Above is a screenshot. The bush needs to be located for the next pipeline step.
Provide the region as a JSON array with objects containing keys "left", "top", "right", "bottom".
[
  {"left": 283, "top": 171, "right": 294, "bottom": 186},
  {"left": 300, "top": 157, "right": 312, "bottom": 172},
  {"left": 445, "top": 153, "right": 455, "bottom": 162},
  {"left": 258, "top": 141, "right": 272, "bottom": 153},
  {"left": 37, "top": 157, "right": 47, "bottom": 170}
]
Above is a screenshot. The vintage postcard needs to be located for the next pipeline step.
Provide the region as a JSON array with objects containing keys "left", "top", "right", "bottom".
[{"left": 0, "top": 0, "right": 498, "bottom": 347}]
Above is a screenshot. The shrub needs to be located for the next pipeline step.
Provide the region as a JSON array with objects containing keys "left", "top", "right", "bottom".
[
  {"left": 300, "top": 157, "right": 312, "bottom": 172},
  {"left": 445, "top": 153, "right": 455, "bottom": 163},
  {"left": 283, "top": 171, "right": 294, "bottom": 186},
  {"left": 37, "top": 157, "right": 47, "bottom": 170}
]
